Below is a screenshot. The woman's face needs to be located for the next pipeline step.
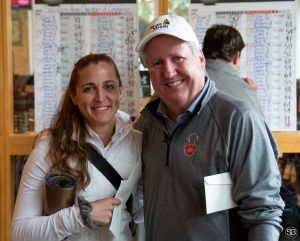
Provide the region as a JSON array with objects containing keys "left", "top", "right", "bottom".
[{"left": 71, "top": 61, "right": 121, "bottom": 132}]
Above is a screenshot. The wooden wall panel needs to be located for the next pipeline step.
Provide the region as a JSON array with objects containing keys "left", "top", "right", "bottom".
[
  {"left": 0, "top": 1, "right": 6, "bottom": 240},
  {"left": 1, "top": 1, "right": 13, "bottom": 240}
]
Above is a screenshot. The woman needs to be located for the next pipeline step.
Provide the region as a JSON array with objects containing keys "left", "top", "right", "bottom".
[{"left": 11, "top": 53, "right": 143, "bottom": 241}]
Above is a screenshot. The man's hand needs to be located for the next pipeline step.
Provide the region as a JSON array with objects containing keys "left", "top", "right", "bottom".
[{"left": 243, "top": 77, "right": 257, "bottom": 91}]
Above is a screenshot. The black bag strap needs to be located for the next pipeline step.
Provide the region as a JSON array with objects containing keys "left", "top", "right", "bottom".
[
  {"left": 85, "top": 143, "right": 133, "bottom": 212},
  {"left": 86, "top": 143, "right": 122, "bottom": 190}
]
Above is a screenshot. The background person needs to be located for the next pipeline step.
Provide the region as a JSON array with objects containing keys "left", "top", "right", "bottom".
[
  {"left": 11, "top": 53, "right": 143, "bottom": 241},
  {"left": 136, "top": 15, "right": 284, "bottom": 241},
  {"left": 202, "top": 24, "right": 263, "bottom": 115}
]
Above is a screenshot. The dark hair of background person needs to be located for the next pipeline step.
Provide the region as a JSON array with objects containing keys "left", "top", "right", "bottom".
[
  {"left": 37, "top": 53, "right": 122, "bottom": 190},
  {"left": 202, "top": 24, "right": 245, "bottom": 62}
]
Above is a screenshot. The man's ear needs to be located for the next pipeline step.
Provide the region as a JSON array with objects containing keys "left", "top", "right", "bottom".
[
  {"left": 232, "top": 52, "right": 240, "bottom": 66},
  {"left": 231, "top": 52, "right": 241, "bottom": 71},
  {"left": 199, "top": 49, "right": 206, "bottom": 65}
]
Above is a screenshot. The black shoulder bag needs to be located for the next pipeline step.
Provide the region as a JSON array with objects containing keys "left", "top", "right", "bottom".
[{"left": 85, "top": 144, "right": 136, "bottom": 236}]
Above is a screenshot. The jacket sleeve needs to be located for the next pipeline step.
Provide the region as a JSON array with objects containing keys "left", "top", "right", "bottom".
[
  {"left": 228, "top": 109, "right": 285, "bottom": 241},
  {"left": 11, "top": 136, "right": 87, "bottom": 241}
]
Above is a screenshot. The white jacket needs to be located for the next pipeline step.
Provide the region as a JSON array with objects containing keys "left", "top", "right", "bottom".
[{"left": 11, "top": 110, "right": 143, "bottom": 241}]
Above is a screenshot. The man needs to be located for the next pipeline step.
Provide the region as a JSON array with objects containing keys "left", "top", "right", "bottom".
[
  {"left": 202, "top": 24, "right": 263, "bottom": 115},
  {"left": 136, "top": 15, "right": 284, "bottom": 241}
]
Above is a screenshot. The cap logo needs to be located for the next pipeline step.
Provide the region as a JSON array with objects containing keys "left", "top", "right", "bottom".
[{"left": 150, "top": 18, "right": 171, "bottom": 31}]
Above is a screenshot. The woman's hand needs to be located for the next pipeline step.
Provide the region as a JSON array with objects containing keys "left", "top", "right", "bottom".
[{"left": 89, "top": 197, "right": 121, "bottom": 225}]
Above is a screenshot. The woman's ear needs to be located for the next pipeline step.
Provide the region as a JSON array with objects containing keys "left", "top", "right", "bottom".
[
  {"left": 70, "top": 93, "right": 77, "bottom": 105},
  {"left": 119, "top": 87, "right": 123, "bottom": 100}
]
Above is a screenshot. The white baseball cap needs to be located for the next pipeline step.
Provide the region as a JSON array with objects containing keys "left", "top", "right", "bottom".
[{"left": 136, "top": 15, "right": 200, "bottom": 52}]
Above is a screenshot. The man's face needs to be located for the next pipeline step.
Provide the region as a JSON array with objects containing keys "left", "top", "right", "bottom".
[{"left": 144, "top": 35, "right": 206, "bottom": 119}]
